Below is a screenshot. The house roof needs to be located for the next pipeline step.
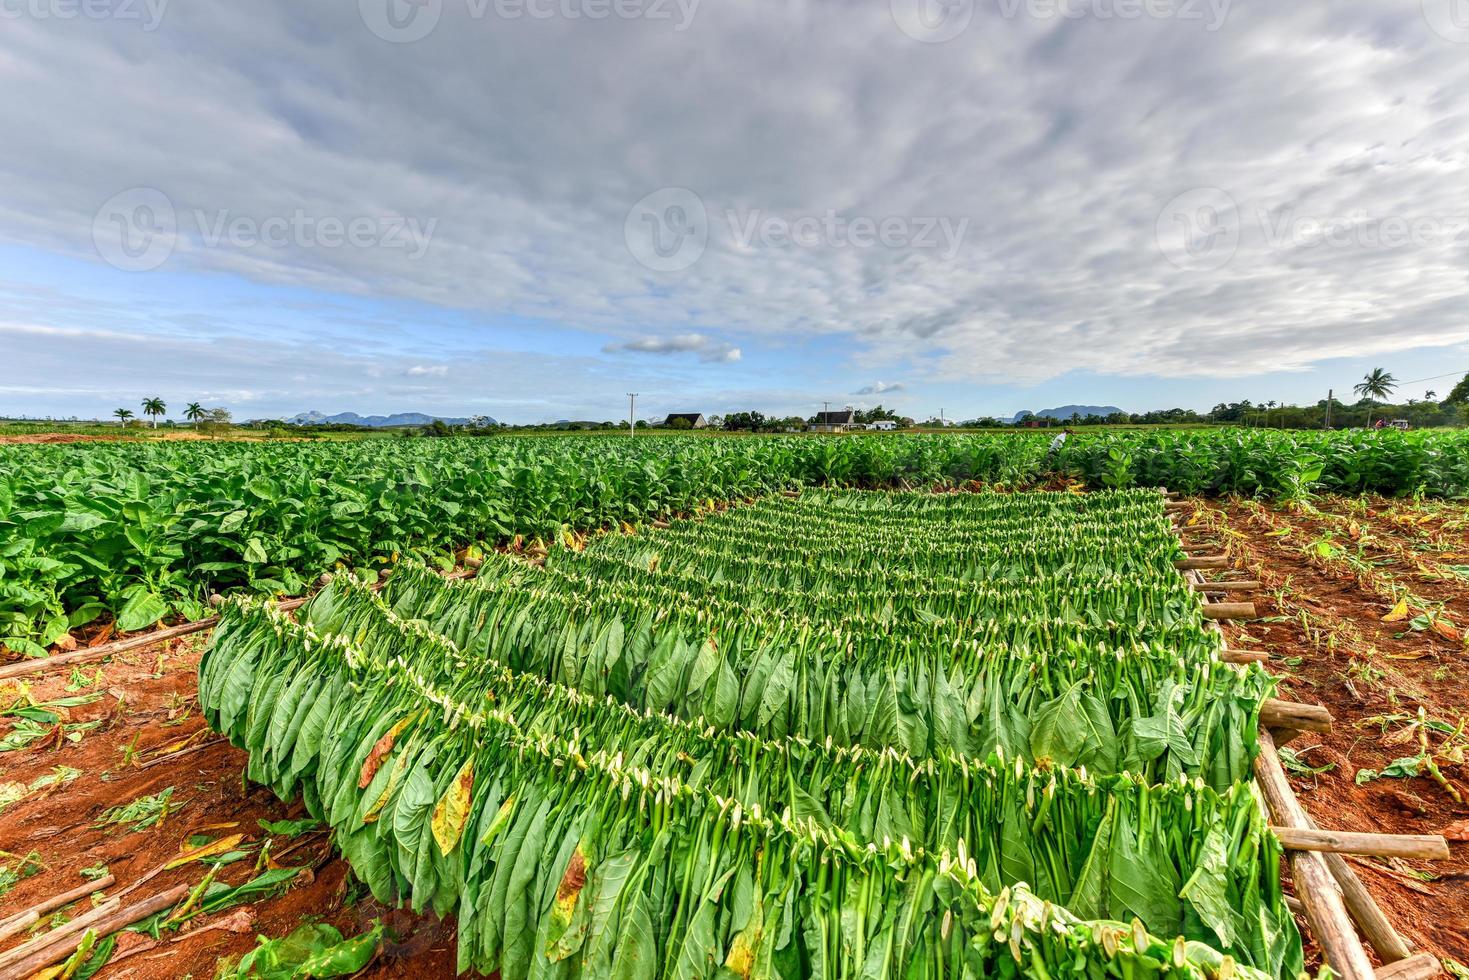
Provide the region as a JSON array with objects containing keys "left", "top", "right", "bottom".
[
  {"left": 813, "top": 410, "right": 856, "bottom": 424},
  {"left": 664, "top": 413, "right": 705, "bottom": 423}
]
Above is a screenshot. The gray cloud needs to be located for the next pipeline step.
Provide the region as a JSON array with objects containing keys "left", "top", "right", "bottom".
[
  {"left": 604, "top": 334, "right": 742, "bottom": 363},
  {"left": 854, "top": 381, "right": 905, "bottom": 395},
  {"left": 3, "top": 0, "right": 1469, "bottom": 400}
]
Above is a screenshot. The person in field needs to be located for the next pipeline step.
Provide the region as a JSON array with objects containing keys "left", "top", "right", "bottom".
[{"left": 1046, "top": 428, "right": 1074, "bottom": 467}]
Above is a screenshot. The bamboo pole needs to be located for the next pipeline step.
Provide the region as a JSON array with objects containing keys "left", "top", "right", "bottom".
[
  {"left": 1255, "top": 729, "right": 1376, "bottom": 980},
  {"left": 0, "top": 883, "right": 189, "bottom": 980},
  {"left": 0, "top": 876, "right": 114, "bottom": 944},
  {"left": 1272, "top": 828, "right": 1450, "bottom": 861},
  {"left": 0, "top": 898, "right": 120, "bottom": 974},
  {"left": 1190, "top": 580, "right": 1261, "bottom": 593},
  {"left": 1203, "top": 601, "right": 1256, "bottom": 620}
]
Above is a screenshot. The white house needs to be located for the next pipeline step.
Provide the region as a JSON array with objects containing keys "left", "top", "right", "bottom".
[{"left": 866, "top": 420, "right": 897, "bottom": 431}]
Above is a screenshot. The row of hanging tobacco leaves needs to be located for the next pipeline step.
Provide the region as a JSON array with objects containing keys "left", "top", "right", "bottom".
[{"left": 199, "top": 488, "right": 1307, "bottom": 979}]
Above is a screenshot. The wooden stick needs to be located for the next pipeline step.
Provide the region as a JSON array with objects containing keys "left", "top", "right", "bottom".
[
  {"left": 1255, "top": 730, "right": 1376, "bottom": 980},
  {"left": 1302, "top": 814, "right": 1416, "bottom": 964},
  {"left": 0, "top": 876, "right": 114, "bottom": 943},
  {"left": 1203, "top": 601, "right": 1256, "bottom": 620},
  {"left": 1272, "top": 827, "right": 1450, "bottom": 861},
  {"left": 1260, "top": 699, "right": 1333, "bottom": 733},
  {"left": 1374, "top": 953, "right": 1442, "bottom": 980},
  {"left": 0, "top": 898, "right": 120, "bottom": 973},
  {"left": 1190, "top": 580, "right": 1261, "bottom": 593},
  {"left": 1175, "top": 555, "right": 1228, "bottom": 569},
  {"left": 0, "top": 883, "right": 190, "bottom": 980},
  {"left": 1220, "top": 648, "right": 1271, "bottom": 664},
  {"left": 1165, "top": 501, "right": 1190, "bottom": 511}
]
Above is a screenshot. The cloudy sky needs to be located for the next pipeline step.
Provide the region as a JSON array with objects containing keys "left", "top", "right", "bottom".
[{"left": 3, "top": 0, "right": 1469, "bottom": 423}]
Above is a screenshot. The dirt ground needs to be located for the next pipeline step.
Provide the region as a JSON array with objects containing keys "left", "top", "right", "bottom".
[
  {"left": 1183, "top": 496, "right": 1469, "bottom": 968},
  {"left": 2, "top": 493, "right": 1467, "bottom": 978}
]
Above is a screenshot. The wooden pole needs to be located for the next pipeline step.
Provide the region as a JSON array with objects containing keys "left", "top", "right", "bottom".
[
  {"left": 1260, "top": 699, "right": 1333, "bottom": 733},
  {"left": 1175, "top": 555, "right": 1228, "bottom": 569},
  {"left": 1220, "top": 648, "right": 1271, "bottom": 664},
  {"left": 0, "top": 899, "right": 121, "bottom": 974},
  {"left": 0, "top": 883, "right": 190, "bottom": 980},
  {"left": 1305, "top": 814, "right": 1417, "bottom": 965},
  {"left": 1190, "top": 580, "right": 1261, "bottom": 593},
  {"left": 1272, "top": 827, "right": 1450, "bottom": 861},
  {"left": 1255, "top": 730, "right": 1376, "bottom": 980},
  {"left": 0, "top": 876, "right": 115, "bottom": 944},
  {"left": 1373, "top": 953, "right": 1442, "bottom": 980},
  {"left": 1203, "top": 601, "right": 1256, "bottom": 620}
]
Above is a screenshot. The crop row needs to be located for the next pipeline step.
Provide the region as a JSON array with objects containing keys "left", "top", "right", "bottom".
[
  {"left": 6, "top": 428, "right": 1464, "bottom": 652},
  {"left": 198, "top": 488, "right": 1305, "bottom": 977}
]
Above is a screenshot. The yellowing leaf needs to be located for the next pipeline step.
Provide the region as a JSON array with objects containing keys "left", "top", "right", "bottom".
[
  {"left": 166, "top": 833, "right": 245, "bottom": 869},
  {"left": 358, "top": 712, "right": 418, "bottom": 789},
  {"left": 551, "top": 846, "right": 587, "bottom": 929},
  {"left": 1431, "top": 619, "right": 1462, "bottom": 642},
  {"left": 481, "top": 795, "right": 516, "bottom": 846},
  {"left": 363, "top": 751, "right": 411, "bottom": 824},
  {"left": 1383, "top": 599, "right": 1410, "bottom": 623},
  {"left": 431, "top": 758, "right": 474, "bottom": 856}
]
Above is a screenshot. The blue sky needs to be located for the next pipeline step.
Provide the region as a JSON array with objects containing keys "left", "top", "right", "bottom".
[{"left": 4, "top": 1, "right": 1469, "bottom": 424}]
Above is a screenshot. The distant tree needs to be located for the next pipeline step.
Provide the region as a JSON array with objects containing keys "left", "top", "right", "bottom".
[
  {"left": 198, "top": 407, "right": 233, "bottom": 438},
  {"left": 723, "top": 411, "right": 767, "bottom": 432},
  {"left": 184, "top": 402, "right": 205, "bottom": 427},
  {"left": 1353, "top": 368, "right": 1398, "bottom": 425},
  {"left": 1444, "top": 373, "right": 1469, "bottom": 407},
  {"left": 667, "top": 416, "right": 693, "bottom": 430},
  {"left": 422, "top": 419, "right": 454, "bottom": 437},
  {"left": 113, "top": 408, "right": 133, "bottom": 425},
  {"left": 140, "top": 397, "right": 166, "bottom": 428},
  {"left": 1425, "top": 390, "right": 1437, "bottom": 402}
]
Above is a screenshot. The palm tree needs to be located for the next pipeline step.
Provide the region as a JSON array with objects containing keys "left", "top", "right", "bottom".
[
  {"left": 113, "top": 408, "right": 133, "bottom": 426},
  {"left": 1426, "top": 390, "right": 1437, "bottom": 402},
  {"left": 184, "top": 402, "right": 205, "bottom": 427},
  {"left": 140, "top": 397, "right": 166, "bottom": 429},
  {"left": 1353, "top": 369, "right": 1397, "bottom": 427}
]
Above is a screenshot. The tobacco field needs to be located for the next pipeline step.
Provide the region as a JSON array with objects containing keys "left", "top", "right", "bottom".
[{"left": 198, "top": 488, "right": 1303, "bottom": 978}]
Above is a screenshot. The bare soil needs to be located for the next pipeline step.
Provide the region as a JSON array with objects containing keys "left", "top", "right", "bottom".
[{"left": 1187, "top": 497, "right": 1469, "bottom": 967}]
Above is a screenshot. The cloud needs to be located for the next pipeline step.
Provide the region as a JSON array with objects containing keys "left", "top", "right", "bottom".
[
  {"left": 406, "top": 365, "right": 448, "bottom": 377},
  {"left": 604, "top": 334, "right": 742, "bottom": 363},
  {"left": 854, "top": 381, "right": 905, "bottom": 395},
  {"left": 3, "top": 0, "right": 1469, "bottom": 405}
]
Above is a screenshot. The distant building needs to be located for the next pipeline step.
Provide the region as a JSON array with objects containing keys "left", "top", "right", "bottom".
[
  {"left": 811, "top": 409, "right": 858, "bottom": 433},
  {"left": 663, "top": 413, "right": 708, "bottom": 429},
  {"left": 866, "top": 420, "right": 897, "bottom": 431}
]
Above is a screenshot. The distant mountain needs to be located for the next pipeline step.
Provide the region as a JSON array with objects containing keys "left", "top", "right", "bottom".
[
  {"left": 285, "top": 411, "right": 491, "bottom": 427},
  {"left": 1010, "top": 405, "right": 1125, "bottom": 422}
]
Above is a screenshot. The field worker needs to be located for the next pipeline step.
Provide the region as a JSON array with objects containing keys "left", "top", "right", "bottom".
[{"left": 1046, "top": 428, "right": 1074, "bottom": 467}]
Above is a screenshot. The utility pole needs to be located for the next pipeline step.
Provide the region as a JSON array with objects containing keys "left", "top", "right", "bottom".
[
  {"left": 1324, "top": 389, "right": 1333, "bottom": 430},
  {"left": 940, "top": 408, "right": 945, "bottom": 427},
  {"left": 627, "top": 393, "right": 638, "bottom": 437}
]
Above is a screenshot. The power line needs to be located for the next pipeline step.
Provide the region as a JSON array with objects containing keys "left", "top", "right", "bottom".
[{"left": 1395, "top": 368, "right": 1468, "bottom": 387}]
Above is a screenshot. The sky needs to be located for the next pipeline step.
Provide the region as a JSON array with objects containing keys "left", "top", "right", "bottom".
[{"left": 3, "top": 0, "right": 1469, "bottom": 424}]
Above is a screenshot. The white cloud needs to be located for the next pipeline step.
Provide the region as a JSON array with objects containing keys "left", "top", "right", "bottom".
[
  {"left": 604, "top": 333, "right": 742, "bottom": 363},
  {"left": 2, "top": 0, "right": 1469, "bottom": 399},
  {"left": 854, "top": 381, "right": 905, "bottom": 395},
  {"left": 406, "top": 365, "right": 449, "bottom": 377}
]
